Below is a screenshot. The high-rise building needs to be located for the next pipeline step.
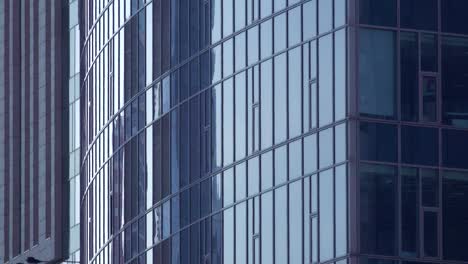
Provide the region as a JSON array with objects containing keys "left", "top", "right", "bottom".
[
  {"left": 2, "top": 0, "right": 468, "bottom": 264},
  {"left": 0, "top": 0, "right": 69, "bottom": 263},
  {"left": 80, "top": 0, "right": 468, "bottom": 264}
]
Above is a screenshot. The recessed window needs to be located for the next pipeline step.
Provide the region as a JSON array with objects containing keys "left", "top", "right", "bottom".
[
  {"left": 359, "top": 29, "right": 396, "bottom": 119},
  {"left": 359, "top": 0, "right": 396, "bottom": 27},
  {"left": 400, "top": 0, "right": 437, "bottom": 31}
]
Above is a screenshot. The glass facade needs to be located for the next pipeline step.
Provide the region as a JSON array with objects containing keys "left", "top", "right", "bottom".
[
  {"left": 65, "top": 0, "right": 81, "bottom": 262},
  {"left": 79, "top": 0, "right": 468, "bottom": 264},
  {"left": 80, "top": 0, "right": 348, "bottom": 263},
  {"left": 358, "top": 0, "right": 468, "bottom": 264}
]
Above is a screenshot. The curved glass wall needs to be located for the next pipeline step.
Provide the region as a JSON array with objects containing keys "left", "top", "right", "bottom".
[{"left": 80, "top": 0, "right": 348, "bottom": 263}]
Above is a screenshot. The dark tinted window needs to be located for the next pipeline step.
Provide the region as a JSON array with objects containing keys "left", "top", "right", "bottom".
[
  {"left": 401, "top": 126, "right": 438, "bottom": 166},
  {"left": 442, "top": 0, "right": 468, "bottom": 35},
  {"left": 361, "top": 259, "right": 398, "bottom": 264},
  {"left": 442, "top": 129, "right": 468, "bottom": 169},
  {"left": 421, "top": 34, "right": 438, "bottom": 72},
  {"left": 359, "top": 0, "right": 396, "bottom": 27},
  {"left": 360, "top": 122, "right": 397, "bottom": 163},
  {"left": 424, "top": 211, "right": 438, "bottom": 257},
  {"left": 360, "top": 163, "right": 397, "bottom": 255},
  {"left": 400, "top": 0, "right": 437, "bottom": 31},
  {"left": 422, "top": 76, "right": 438, "bottom": 122},
  {"left": 443, "top": 170, "right": 468, "bottom": 261},
  {"left": 401, "top": 167, "right": 418, "bottom": 257},
  {"left": 442, "top": 36, "right": 468, "bottom": 127},
  {"left": 421, "top": 169, "right": 438, "bottom": 207},
  {"left": 359, "top": 29, "right": 396, "bottom": 119},
  {"left": 400, "top": 32, "right": 419, "bottom": 121}
]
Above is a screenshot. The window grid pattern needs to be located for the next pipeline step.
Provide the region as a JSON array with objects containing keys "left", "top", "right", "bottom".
[
  {"left": 80, "top": 0, "right": 348, "bottom": 263},
  {"left": 358, "top": 0, "right": 468, "bottom": 263}
]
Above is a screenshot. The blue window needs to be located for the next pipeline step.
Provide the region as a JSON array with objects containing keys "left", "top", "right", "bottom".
[{"left": 359, "top": 29, "right": 396, "bottom": 119}]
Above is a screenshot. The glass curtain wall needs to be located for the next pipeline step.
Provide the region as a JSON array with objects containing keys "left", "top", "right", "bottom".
[
  {"left": 80, "top": 0, "right": 348, "bottom": 263},
  {"left": 358, "top": 0, "right": 468, "bottom": 263}
]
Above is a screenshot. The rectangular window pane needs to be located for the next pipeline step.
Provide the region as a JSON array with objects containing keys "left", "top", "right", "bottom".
[
  {"left": 401, "top": 126, "right": 438, "bottom": 166},
  {"left": 289, "top": 181, "right": 302, "bottom": 264},
  {"left": 359, "top": 0, "right": 396, "bottom": 27},
  {"left": 274, "top": 54, "right": 287, "bottom": 143},
  {"left": 443, "top": 170, "right": 468, "bottom": 261},
  {"left": 359, "top": 29, "right": 396, "bottom": 119},
  {"left": 289, "top": 47, "right": 302, "bottom": 138},
  {"left": 275, "top": 186, "right": 287, "bottom": 264},
  {"left": 401, "top": 0, "right": 437, "bottom": 31},
  {"left": 442, "top": 129, "right": 468, "bottom": 169},
  {"left": 274, "top": 13, "right": 286, "bottom": 53},
  {"left": 318, "top": 0, "right": 332, "bottom": 34},
  {"left": 261, "top": 60, "right": 273, "bottom": 149},
  {"left": 442, "top": 36, "right": 468, "bottom": 127},
  {"left": 401, "top": 167, "right": 419, "bottom": 257},
  {"left": 223, "top": 79, "right": 234, "bottom": 166},
  {"left": 360, "top": 122, "right": 397, "bottom": 163},
  {"left": 319, "top": 169, "right": 334, "bottom": 262},
  {"left": 422, "top": 76, "right": 438, "bottom": 122},
  {"left": 319, "top": 127, "right": 333, "bottom": 169},
  {"left": 424, "top": 211, "right": 438, "bottom": 257},
  {"left": 235, "top": 73, "right": 246, "bottom": 161},
  {"left": 400, "top": 32, "right": 419, "bottom": 121},
  {"left": 260, "top": 20, "right": 272, "bottom": 59},
  {"left": 421, "top": 34, "right": 438, "bottom": 72},
  {"left": 319, "top": 34, "right": 333, "bottom": 126},
  {"left": 261, "top": 192, "right": 273, "bottom": 264},
  {"left": 303, "top": 0, "right": 317, "bottom": 40},
  {"left": 422, "top": 169, "right": 438, "bottom": 207},
  {"left": 335, "top": 165, "right": 347, "bottom": 257},
  {"left": 442, "top": 0, "right": 468, "bottom": 35},
  {"left": 335, "top": 29, "right": 346, "bottom": 121},
  {"left": 360, "top": 163, "right": 397, "bottom": 255},
  {"left": 288, "top": 6, "right": 301, "bottom": 47}
]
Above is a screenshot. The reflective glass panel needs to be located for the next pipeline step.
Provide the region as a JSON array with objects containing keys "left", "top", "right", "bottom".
[
  {"left": 319, "top": 34, "right": 333, "bottom": 126},
  {"left": 359, "top": 29, "right": 396, "bottom": 119},
  {"left": 274, "top": 54, "right": 287, "bottom": 143},
  {"left": 319, "top": 169, "right": 334, "bottom": 261}
]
